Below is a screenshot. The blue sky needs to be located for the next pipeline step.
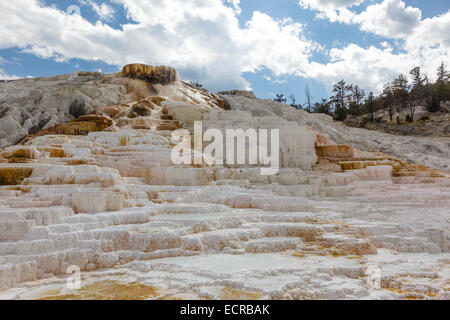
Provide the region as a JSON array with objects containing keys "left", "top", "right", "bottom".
[{"left": 0, "top": 0, "right": 449, "bottom": 105}]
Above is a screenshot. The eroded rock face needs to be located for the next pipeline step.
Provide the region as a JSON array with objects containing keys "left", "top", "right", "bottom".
[
  {"left": 122, "top": 64, "right": 178, "bottom": 85},
  {"left": 0, "top": 72, "right": 125, "bottom": 148},
  {"left": 0, "top": 71, "right": 449, "bottom": 300},
  {"left": 0, "top": 68, "right": 230, "bottom": 149}
]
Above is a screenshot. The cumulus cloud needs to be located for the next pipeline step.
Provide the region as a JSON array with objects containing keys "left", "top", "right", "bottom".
[
  {"left": 299, "top": 0, "right": 364, "bottom": 23},
  {"left": 302, "top": 0, "right": 423, "bottom": 39},
  {"left": 80, "top": 1, "right": 115, "bottom": 21},
  {"left": 403, "top": 11, "right": 450, "bottom": 80},
  {"left": 354, "top": 0, "right": 421, "bottom": 38},
  {"left": 309, "top": 44, "right": 416, "bottom": 93},
  {"left": 299, "top": 0, "right": 364, "bottom": 10},
  {"left": 226, "top": 0, "right": 241, "bottom": 14},
  {"left": 304, "top": 10, "right": 450, "bottom": 92},
  {"left": 0, "top": 0, "right": 319, "bottom": 91},
  {"left": 0, "top": 0, "right": 448, "bottom": 94},
  {"left": 0, "top": 69, "right": 21, "bottom": 80},
  {"left": 298, "top": 0, "right": 449, "bottom": 91}
]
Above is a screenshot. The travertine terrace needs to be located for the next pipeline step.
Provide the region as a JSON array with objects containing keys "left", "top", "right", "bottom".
[{"left": 0, "top": 65, "right": 449, "bottom": 300}]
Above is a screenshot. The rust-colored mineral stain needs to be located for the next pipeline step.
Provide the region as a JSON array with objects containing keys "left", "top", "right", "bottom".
[
  {"left": 220, "top": 287, "right": 263, "bottom": 300},
  {"left": 291, "top": 252, "right": 307, "bottom": 258},
  {"left": 11, "top": 148, "right": 34, "bottom": 159},
  {"left": 39, "top": 280, "right": 160, "bottom": 300},
  {"left": 0, "top": 167, "right": 33, "bottom": 185}
]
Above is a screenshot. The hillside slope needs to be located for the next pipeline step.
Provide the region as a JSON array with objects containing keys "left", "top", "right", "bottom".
[{"left": 222, "top": 94, "right": 450, "bottom": 172}]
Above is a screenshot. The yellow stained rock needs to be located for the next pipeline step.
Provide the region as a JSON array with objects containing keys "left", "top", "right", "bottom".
[
  {"left": 220, "top": 287, "right": 264, "bottom": 300},
  {"left": 11, "top": 148, "right": 35, "bottom": 159},
  {"left": 0, "top": 167, "right": 33, "bottom": 185},
  {"left": 122, "top": 64, "right": 178, "bottom": 85},
  {"left": 39, "top": 280, "right": 160, "bottom": 300},
  {"left": 315, "top": 145, "right": 355, "bottom": 158}
]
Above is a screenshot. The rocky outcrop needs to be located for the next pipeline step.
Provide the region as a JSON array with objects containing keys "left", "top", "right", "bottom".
[
  {"left": 0, "top": 68, "right": 232, "bottom": 149},
  {"left": 0, "top": 72, "right": 125, "bottom": 148},
  {"left": 122, "top": 64, "right": 178, "bottom": 85}
]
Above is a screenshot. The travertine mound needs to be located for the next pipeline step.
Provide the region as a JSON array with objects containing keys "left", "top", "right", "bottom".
[
  {"left": 223, "top": 95, "right": 450, "bottom": 171},
  {"left": 0, "top": 69, "right": 228, "bottom": 149},
  {"left": 122, "top": 64, "right": 178, "bottom": 85},
  {"left": 0, "top": 72, "right": 125, "bottom": 148},
  {"left": 0, "top": 69, "right": 449, "bottom": 300}
]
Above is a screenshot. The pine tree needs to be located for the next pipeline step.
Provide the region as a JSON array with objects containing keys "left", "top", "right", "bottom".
[
  {"left": 437, "top": 61, "right": 449, "bottom": 83},
  {"left": 408, "top": 67, "right": 430, "bottom": 120},
  {"left": 313, "top": 98, "right": 331, "bottom": 115},
  {"left": 433, "top": 62, "right": 450, "bottom": 111},
  {"left": 382, "top": 84, "right": 395, "bottom": 121},
  {"left": 331, "top": 80, "right": 351, "bottom": 121},
  {"left": 365, "top": 92, "right": 377, "bottom": 122},
  {"left": 349, "top": 85, "right": 365, "bottom": 116},
  {"left": 391, "top": 74, "right": 410, "bottom": 115}
]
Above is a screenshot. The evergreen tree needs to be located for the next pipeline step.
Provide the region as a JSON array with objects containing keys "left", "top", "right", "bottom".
[
  {"left": 364, "top": 92, "right": 377, "bottom": 122},
  {"left": 391, "top": 74, "right": 410, "bottom": 114},
  {"left": 381, "top": 84, "right": 395, "bottom": 121},
  {"left": 437, "top": 61, "right": 449, "bottom": 82},
  {"left": 348, "top": 85, "right": 365, "bottom": 116},
  {"left": 408, "top": 67, "right": 429, "bottom": 120},
  {"left": 331, "top": 80, "right": 351, "bottom": 121},
  {"left": 313, "top": 98, "right": 331, "bottom": 115},
  {"left": 432, "top": 61, "right": 450, "bottom": 110}
]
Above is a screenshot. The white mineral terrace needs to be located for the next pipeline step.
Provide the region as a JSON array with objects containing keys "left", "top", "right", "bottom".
[{"left": 0, "top": 79, "right": 449, "bottom": 300}]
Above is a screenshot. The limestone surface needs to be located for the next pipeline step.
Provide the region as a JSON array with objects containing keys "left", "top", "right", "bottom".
[{"left": 0, "top": 68, "right": 449, "bottom": 300}]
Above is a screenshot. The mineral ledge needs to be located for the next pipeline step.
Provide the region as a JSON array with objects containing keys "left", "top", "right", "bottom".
[{"left": 0, "top": 65, "right": 449, "bottom": 300}]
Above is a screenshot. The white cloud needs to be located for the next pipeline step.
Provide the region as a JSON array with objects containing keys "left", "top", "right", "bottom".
[
  {"left": 263, "top": 74, "right": 287, "bottom": 84},
  {"left": 0, "top": 0, "right": 319, "bottom": 91},
  {"left": 305, "top": 10, "right": 450, "bottom": 93},
  {"left": 297, "top": 0, "right": 449, "bottom": 92},
  {"left": 302, "top": 0, "right": 423, "bottom": 39},
  {"left": 354, "top": 0, "right": 421, "bottom": 38},
  {"left": 0, "top": 0, "right": 448, "bottom": 95},
  {"left": 403, "top": 10, "right": 450, "bottom": 81},
  {"left": 239, "top": 12, "right": 317, "bottom": 76},
  {"left": 81, "top": 1, "right": 115, "bottom": 21},
  {"left": 299, "top": 0, "right": 364, "bottom": 10},
  {"left": 310, "top": 44, "right": 416, "bottom": 93},
  {"left": 226, "top": 0, "right": 241, "bottom": 14},
  {"left": 299, "top": 0, "right": 364, "bottom": 23},
  {"left": 305, "top": 11, "right": 450, "bottom": 93},
  {"left": 0, "top": 68, "right": 21, "bottom": 80}
]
